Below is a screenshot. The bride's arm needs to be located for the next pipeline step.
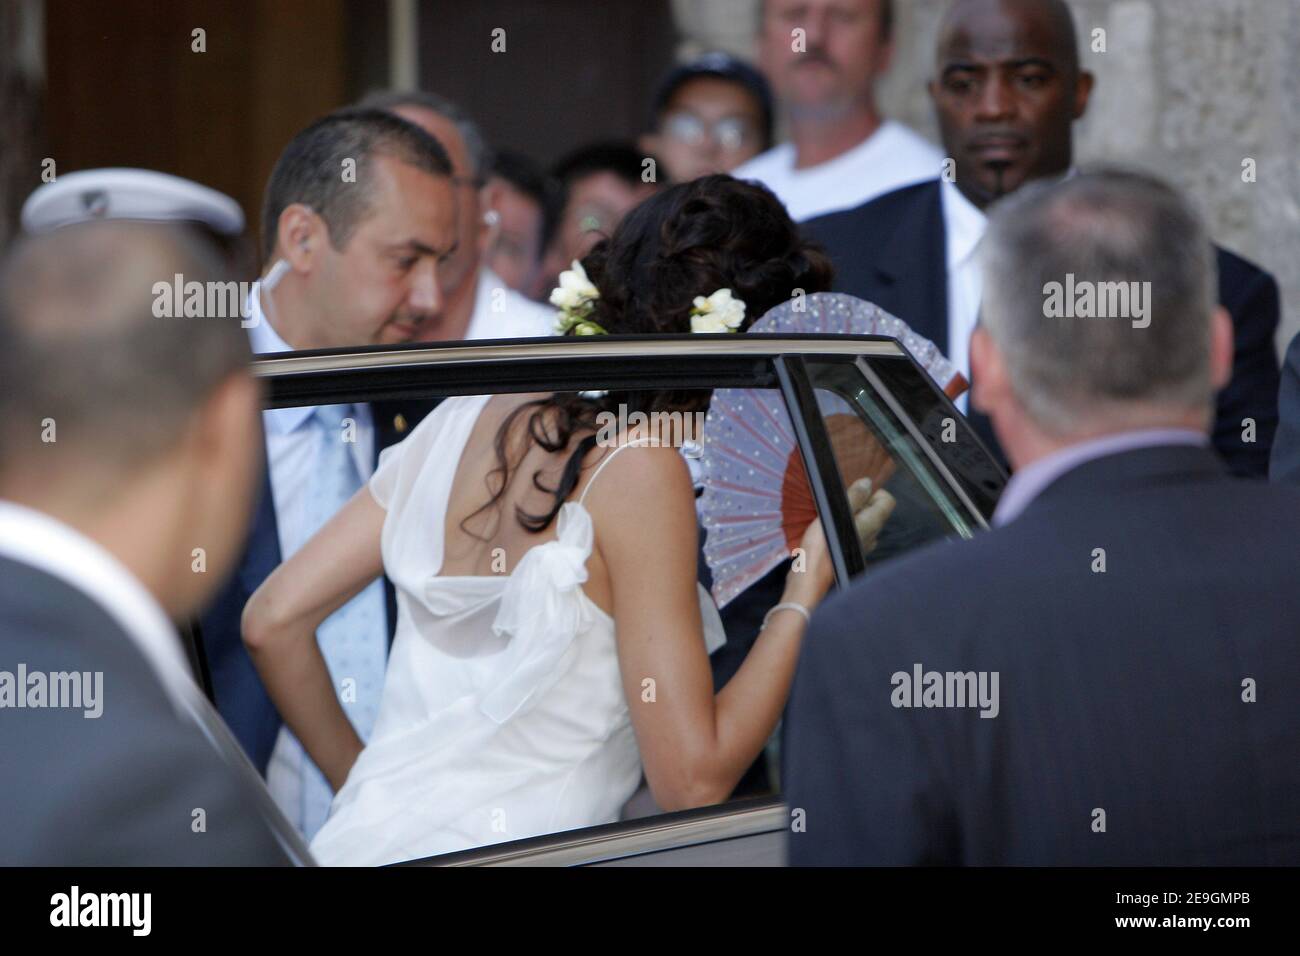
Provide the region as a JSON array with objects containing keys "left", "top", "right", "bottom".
[
  {"left": 241, "top": 486, "right": 386, "bottom": 790},
  {"left": 589, "top": 444, "right": 836, "bottom": 812}
]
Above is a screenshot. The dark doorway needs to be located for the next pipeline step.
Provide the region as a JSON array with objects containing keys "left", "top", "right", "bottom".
[{"left": 416, "top": 0, "right": 677, "bottom": 165}]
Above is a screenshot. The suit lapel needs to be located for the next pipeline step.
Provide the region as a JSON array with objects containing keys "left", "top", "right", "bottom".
[
  {"left": 868, "top": 181, "right": 951, "bottom": 354},
  {"left": 874, "top": 183, "right": 996, "bottom": 465},
  {"left": 239, "top": 466, "right": 281, "bottom": 595}
]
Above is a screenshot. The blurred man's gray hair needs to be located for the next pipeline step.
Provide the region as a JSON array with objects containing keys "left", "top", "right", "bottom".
[
  {"left": 978, "top": 168, "right": 1218, "bottom": 437},
  {"left": 357, "top": 89, "right": 494, "bottom": 182},
  {"left": 0, "top": 221, "right": 251, "bottom": 478}
]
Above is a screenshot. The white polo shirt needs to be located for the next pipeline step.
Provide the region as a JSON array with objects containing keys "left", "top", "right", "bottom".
[{"left": 733, "top": 120, "right": 944, "bottom": 223}]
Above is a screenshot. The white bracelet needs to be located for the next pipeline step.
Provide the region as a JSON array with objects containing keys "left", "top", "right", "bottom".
[{"left": 761, "top": 602, "right": 811, "bottom": 632}]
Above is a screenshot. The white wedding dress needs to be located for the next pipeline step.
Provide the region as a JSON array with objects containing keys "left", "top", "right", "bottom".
[{"left": 309, "top": 394, "right": 725, "bottom": 866}]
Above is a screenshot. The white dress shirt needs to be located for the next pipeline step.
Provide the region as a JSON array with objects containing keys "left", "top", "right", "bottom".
[
  {"left": 732, "top": 120, "right": 944, "bottom": 223},
  {"left": 246, "top": 292, "right": 376, "bottom": 517},
  {"left": 940, "top": 177, "right": 988, "bottom": 414},
  {"left": 940, "top": 170, "right": 1079, "bottom": 412},
  {"left": 247, "top": 291, "right": 379, "bottom": 828},
  {"left": 463, "top": 265, "right": 555, "bottom": 340}
]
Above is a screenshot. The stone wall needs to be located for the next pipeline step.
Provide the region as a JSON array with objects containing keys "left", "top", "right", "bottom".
[{"left": 675, "top": 0, "right": 1300, "bottom": 351}]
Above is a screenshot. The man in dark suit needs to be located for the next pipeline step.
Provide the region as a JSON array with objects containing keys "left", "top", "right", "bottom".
[
  {"left": 784, "top": 169, "right": 1300, "bottom": 865},
  {"left": 199, "top": 108, "right": 457, "bottom": 840},
  {"left": 0, "top": 221, "right": 302, "bottom": 864},
  {"left": 804, "top": 0, "right": 1280, "bottom": 477}
]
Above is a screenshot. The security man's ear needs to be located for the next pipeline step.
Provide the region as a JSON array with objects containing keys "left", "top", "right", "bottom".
[
  {"left": 969, "top": 325, "right": 1010, "bottom": 417},
  {"left": 277, "top": 203, "right": 323, "bottom": 272}
]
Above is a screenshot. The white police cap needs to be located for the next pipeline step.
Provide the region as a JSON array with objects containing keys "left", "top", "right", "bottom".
[{"left": 21, "top": 167, "right": 245, "bottom": 236}]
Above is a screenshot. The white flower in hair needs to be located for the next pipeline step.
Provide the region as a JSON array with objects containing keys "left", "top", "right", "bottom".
[
  {"left": 551, "top": 260, "right": 609, "bottom": 335},
  {"left": 690, "top": 288, "right": 746, "bottom": 333},
  {"left": 549, "top": 260, "right": 599, "bottom": 311}
]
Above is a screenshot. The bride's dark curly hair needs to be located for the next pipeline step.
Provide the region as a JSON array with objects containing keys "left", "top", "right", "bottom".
[{"left": 477, "top": 174, "right": 834, "bottom": 535}]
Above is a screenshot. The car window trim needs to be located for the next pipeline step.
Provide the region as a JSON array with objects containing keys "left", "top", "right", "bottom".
[
  {"left": 252, "top": 334, "right": 907, "bottom": 378},
  {"left": 862, "top": 352, "right": 1007, "bottom": 520},
  {"left": 254, "top": 336, "right": 906, "bottom": 409},
  {"left": 400, "top": 795, "right": 787, "bottom": 867},
  {"left": 774, "top": 355, "right": 865, "bottom": 585},
  {"left": 854, "top": 356, "right": 992, "bottom": 532}
]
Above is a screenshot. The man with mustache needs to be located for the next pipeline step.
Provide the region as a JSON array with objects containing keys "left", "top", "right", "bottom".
[
  {"left": 199, "top": 108, "right": 459, "bottom": 840},
  {"left": 805, "top": 0, "right": 1281, "bottom": 478},
  {"left": 733, "top": 0, "right": 943, "bottom": 222}
]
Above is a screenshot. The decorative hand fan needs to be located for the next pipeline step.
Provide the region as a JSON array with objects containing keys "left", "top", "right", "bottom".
[{"left": 699, "top": 293, "right": 967, "bottom": 607}]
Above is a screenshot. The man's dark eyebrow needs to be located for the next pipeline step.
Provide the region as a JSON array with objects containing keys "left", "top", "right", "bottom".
[
  {"left": 1005, "top": 57, "right": 1059, "bottom": 71},
  {"left": 389, "top": 239, "right": 456, "bottom": 259},
  {"left": 387, "top": 240, "right": 434, "bottom": 257},
  {"left": 942, "top": 56, "right": 1059, "bottom": 74}
]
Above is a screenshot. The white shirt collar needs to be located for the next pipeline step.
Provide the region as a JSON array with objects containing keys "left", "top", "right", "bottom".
[
  {"left": 0, "top": 500, "right": 196, "bottom": 714},
  {"left": 245, "top": 288, "right": 315, "bottom": 434},
  {"left": 940, "top": 176, "right": 988, "bottom": 271},
  {"left": 245, "top": 284, "right": 290, "bottom": 354},
  {"left": 943, "top": 167, "right": 1081, "bottom": 271},
  {"left": 992, "top": 428, "right": 1209, "bottom": 526}
]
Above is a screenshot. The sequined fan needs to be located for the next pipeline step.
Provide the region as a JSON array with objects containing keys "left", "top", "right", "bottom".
[{"left": 699, "top": 293, "right": 968, "bottom": 607}]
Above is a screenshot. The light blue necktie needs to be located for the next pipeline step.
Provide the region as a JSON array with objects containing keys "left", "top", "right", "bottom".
[{"left": 290, "top": 403, "right": 388, "bottom": 839}]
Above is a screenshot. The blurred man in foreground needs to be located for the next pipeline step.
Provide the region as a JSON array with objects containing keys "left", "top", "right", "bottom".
[
  {"left": 785, "top": 170, "right": 1300, "bottom": 865},
  {"left": 0, "top": 222, "right": 302, "bottom": 864},
  {"left": 20, "top": 166, "right": 255, "bottom": 276}
]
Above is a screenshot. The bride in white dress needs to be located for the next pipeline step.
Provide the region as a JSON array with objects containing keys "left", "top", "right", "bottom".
[{"left": 242, "top": 176, "right": 895, "bottom": 865}]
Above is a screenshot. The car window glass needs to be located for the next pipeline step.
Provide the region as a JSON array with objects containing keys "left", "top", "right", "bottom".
[{"left": 804, "top": 360, "right": 978, "bottom": 573}]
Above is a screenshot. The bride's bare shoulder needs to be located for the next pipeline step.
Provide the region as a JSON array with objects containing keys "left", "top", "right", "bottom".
[{"left": 580, "top": 436, "right": 693, "bottom": 510}]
